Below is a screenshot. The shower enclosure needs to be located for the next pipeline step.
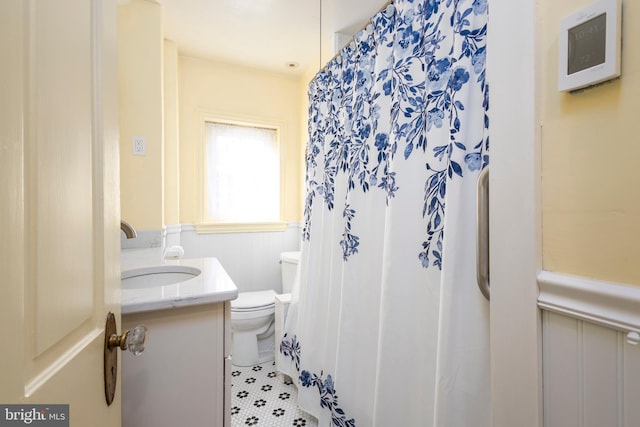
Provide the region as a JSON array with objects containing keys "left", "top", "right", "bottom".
[{"left": 278, "top": 0, "right": 491, "bottom": 425}]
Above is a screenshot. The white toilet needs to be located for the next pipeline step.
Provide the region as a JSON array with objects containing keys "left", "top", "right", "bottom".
[
  {"left": 279, "top": 251, "right": 300, "bottom": 294},
  {"left": 230, "top": 251, "right": 300, "bottom": 367},
  {"left": 230, "top": 289, "right": 277, "bottom": 367}
]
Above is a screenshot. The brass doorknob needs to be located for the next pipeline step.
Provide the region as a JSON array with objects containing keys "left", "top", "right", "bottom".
[{"left": 103, "top": 312, "right": 148, "bottom": 406}]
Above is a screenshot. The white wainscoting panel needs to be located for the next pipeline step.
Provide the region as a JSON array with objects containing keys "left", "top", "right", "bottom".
[
  {"left": 180, "top": 222, "right": 302, "bottom": 294},
  {"left": 539, "top": 271, "right": 640, "bottom": 427}
]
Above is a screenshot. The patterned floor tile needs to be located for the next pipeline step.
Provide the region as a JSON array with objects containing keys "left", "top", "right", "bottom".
[{"left": 231, "top": 361, "right": 318, "bottom": 427}]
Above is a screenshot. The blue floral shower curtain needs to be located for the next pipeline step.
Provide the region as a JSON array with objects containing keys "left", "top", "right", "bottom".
[{"left": 278, "top": 0, "right": 490, "bottom": 425}]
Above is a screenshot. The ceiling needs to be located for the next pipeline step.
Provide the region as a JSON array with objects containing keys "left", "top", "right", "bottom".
[{"left": 155, "top": 0, "right": 389, "bottom": 75}]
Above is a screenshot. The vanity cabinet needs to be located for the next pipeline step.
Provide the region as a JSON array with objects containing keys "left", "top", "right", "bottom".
[{"left": 122, "top": 301, "right": 231, "bottom": 427}]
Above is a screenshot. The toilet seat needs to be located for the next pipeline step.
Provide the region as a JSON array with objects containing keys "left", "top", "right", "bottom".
[{"left": 231, "top": 290, "right": 277, "bottom": 312}]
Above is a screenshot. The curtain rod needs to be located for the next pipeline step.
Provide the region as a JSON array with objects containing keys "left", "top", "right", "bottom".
[{"left": 316, "top": 0, "right": 395, "bottom": 75}]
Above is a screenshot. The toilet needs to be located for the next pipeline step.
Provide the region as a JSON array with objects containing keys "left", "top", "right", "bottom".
[
  {"left": 275, "top": 251, "right": 300, "bottom": 375},
  {"left": 230, "top": 289, "right": 277, "bottom": 367},
  {"left": 279, "top": 251, "right": 300, "bottom": 294},
  {"left": 230, "top": 251, "right": 300, "bottom": 367}
]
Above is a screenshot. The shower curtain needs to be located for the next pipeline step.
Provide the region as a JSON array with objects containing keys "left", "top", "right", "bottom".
[{"left": 278, "top": 0, "right": 490, "bottom": 425}]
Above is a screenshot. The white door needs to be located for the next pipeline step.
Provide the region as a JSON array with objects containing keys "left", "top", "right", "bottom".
[
  {"left": 0, "top": 1, "right": 121, "bottom": 425},
  {"left": 489, "top": 0, "right": 543, "bottom": 426}
]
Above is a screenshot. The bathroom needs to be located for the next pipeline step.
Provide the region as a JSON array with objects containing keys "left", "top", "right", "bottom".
[
  {"left": 116, "top": 0, "right": 640, "bottom": 426},
  {"left": 2, "top": 0, "right": 640, "bottom": 426},
  {"left": 117, "top": 0, "right": 358, "bottom": 425}
]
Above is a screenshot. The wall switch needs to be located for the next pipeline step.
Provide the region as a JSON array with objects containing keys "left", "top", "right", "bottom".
[{"left": 133, "top": 136, "right": 146, "bottom": 156}]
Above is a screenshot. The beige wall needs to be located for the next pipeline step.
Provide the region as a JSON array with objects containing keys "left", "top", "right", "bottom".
[
  {"left": 164, "top": 40, "right": 180, "bottom": 225},
  {"left": 118, "top": 0, "right": 306, "bottom": 231},
  {"left": 540, "top": 0, "right": 640, "bottom": 285},
  {"left": 118, "top": 0, "right": 164, "bottom": 230},
  {"left": 178, "top": 56, "right": 304, "bottom": 224}
]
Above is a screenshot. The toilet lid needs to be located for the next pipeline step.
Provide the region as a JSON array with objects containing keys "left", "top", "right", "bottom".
[{"left": 231, "top": 290, "right": 277, "bottom": 311}]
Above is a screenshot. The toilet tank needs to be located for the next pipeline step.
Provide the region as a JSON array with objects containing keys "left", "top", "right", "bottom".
[{"left": 280, "top": 251, "right": 300, "bottom": 294}]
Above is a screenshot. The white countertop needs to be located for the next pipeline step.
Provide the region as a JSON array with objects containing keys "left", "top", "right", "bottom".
[{"left": 121, "top": 248, "right": 238, "bottom": 314}]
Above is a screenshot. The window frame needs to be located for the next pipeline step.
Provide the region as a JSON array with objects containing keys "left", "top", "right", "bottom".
[{"left": 196, "top": 111, "right": 287, "bottom": 233}]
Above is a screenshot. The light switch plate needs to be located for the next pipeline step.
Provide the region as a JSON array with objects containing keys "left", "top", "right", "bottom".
[{"left": 133, "top": 136, "right": 146, "bottom": 156}]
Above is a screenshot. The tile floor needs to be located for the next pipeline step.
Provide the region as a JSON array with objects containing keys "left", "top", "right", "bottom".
[{"left": 231, "top": 361, "right": 318, "bottom": 427}]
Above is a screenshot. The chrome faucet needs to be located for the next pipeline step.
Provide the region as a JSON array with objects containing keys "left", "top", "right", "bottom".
[{"left": 120, "top": 221, "right": 137, "bottom": 239}]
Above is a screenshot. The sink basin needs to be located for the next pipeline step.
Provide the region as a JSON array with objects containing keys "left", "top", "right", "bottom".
[{"left": 121, "top": 265, "right": 202, "bottom": 289}]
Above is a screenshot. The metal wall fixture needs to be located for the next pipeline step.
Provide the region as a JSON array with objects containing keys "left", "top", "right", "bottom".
[
  {"left": 476, "top": 167, "right": 490, "bottom": 301},
  {"left": 120, "top": 220, "right": 137, "bottom": 239}
]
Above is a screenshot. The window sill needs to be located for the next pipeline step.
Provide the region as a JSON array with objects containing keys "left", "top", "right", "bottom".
[{"left": 196, "top": 221, "right": 289, "bottom": 234}]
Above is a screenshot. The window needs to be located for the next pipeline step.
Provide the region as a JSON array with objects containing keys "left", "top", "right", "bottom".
[{"left": 203, "top": 121, "right": 281, "bottom": 225}]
